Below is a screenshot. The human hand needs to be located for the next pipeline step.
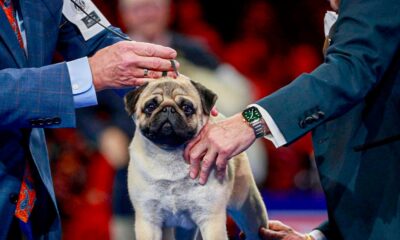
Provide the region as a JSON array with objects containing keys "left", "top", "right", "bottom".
[
  {"left": 329, "top": 0, "right": 340, "bottom": 11},
  {"left": 210, "top": 106, "right": 219, "bottom": 116},
  {"left": 184, "top": 113, "right": 256, "bottom": 185},
  {"left": 88, "top": 41, "right": 179, "bottom": 91},
  {"left": 259, "top": 220, "right": 312, "bottom": 240}
]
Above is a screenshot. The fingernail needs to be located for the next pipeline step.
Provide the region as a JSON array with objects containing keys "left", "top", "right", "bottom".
[
  {"left": 190, "top": 171, "right": 196, "bottom": 179},
  {"left": 199, "top": 178, "right": 205, "bottom": 185}
]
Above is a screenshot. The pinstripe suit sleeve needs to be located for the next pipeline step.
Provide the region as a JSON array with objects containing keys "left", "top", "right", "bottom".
[
  {"left": 0, "top": 62, "right": 75, "bottom": 128},
  {"left": 255, "top": 0, "right": 400, "bottom": 144}
]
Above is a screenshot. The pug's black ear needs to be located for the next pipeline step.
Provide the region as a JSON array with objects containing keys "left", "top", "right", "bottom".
[
  {"left": 190, "top": 80, "right": 218, "bottom": 116},
  {"left": 124, "top": 83, "right": 149, "bottom": 116}
]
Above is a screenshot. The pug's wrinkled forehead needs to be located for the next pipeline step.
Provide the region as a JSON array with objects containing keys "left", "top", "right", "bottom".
[
  {"left": 140, "top": 76, "right": 201, "bottom": 107},
  {"left": 125, "top": 75, "right": 218, "bottom": 118}
]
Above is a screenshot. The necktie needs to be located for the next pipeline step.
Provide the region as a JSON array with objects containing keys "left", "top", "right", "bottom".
[
  {"left": 0, "top": 0, "right": 23, "bottom": 48},
  {"left": 0, "top": 0, "right": 36, "bottom": 223},
  {"left": 15, "top": 163, "right": 37, "bottom": 223}
]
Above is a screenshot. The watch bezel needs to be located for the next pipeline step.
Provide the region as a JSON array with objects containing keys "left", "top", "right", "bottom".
[
  {"left": 242, "top": 106, "right": 262, "bottom": 123},
  {"left": 242, "top": 107, "right": 266, "bottom": 138}
]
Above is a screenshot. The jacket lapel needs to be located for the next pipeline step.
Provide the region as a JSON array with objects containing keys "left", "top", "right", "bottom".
[
  {"left": 0, "top": 4, "right": 27, "bottom": 67},
  {"left": 19, "top": 0, "right": 41, "bottom": 67}
]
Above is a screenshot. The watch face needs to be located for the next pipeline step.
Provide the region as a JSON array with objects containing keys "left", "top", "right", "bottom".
[{"left": 243, "top": 107, "right": 262, "bottom": 122}]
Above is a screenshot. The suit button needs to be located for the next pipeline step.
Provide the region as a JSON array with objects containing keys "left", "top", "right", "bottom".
[
  {"left": 9, "top": 193, "right": 19, "bottom": 204},
  {"left": 304, "top": 116, "right": 315, "bottom": 124},
  {"left": 29, "top": 119, "right": 38, "bottom": 126},
  {"left": 53, "top": 117, "right": 61, "bottom": 125},
  {"left": 311, "top": 113, "right": 320, "bottom": 120},
  {"left": 299, "top": 120, "right": 306, "bottom": 128},
  {"left": 45, "top": 118, "right": 53, "bottom": 125},
  {"left": 37, "top": 119, "right": 45, "bottom": 126}
]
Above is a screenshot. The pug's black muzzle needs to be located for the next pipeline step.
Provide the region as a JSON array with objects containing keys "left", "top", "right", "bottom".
[{"left": 141, "top": 106, "right": 196, "bottom": 149}]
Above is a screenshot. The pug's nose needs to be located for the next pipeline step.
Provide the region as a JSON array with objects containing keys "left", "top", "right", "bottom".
[{"left": 162, "top": 106, "right": 176, "bottom": 114}]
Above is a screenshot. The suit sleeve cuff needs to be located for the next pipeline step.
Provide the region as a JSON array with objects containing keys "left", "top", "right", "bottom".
[
  {"left": 309, "top": 230, "right": 327, "bottom": 240},
  {"left": 248, "top": 104, "right": 287, "bottom": 148},
  {"left": 66, "top": 57, "right": 98, "bottom": 108}
]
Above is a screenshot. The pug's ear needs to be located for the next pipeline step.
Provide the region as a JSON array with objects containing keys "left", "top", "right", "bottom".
[
  {"left": 190, "top": 80, "right": 218, "bottom": 116},
  {"left": 124, "top": 83, "right": 149, "bottom": 116}
]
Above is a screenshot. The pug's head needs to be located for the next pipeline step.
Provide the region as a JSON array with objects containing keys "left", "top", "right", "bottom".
[{"left": 124, "top": 75, "right": 217, "bottom": 150}]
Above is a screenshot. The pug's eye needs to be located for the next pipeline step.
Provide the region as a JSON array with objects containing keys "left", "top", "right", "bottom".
[
  {"left": 144, "top": 102, "right": 157, "bottom": 114},
  {"left": 182, "top": 104, "right": 194, "bottom": 116}
]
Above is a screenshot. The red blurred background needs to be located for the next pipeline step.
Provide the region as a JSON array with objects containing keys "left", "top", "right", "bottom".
[{"left": 46, "top": 0, "right": 331, "bottom": 239}]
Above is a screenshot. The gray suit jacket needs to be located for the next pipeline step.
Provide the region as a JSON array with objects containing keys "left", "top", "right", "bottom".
[{"left": 256, "top": 0, "right": 400, "bottom": 239}]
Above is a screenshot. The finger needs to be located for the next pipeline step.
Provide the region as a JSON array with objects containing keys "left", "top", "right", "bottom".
[
  {"left": 215, "top": 154, "right": 228, "bottom": 180},
  {"left": 119, "top": 76, "right": 154, "bottom": 87},
  {"left": 129, "top": 41, "right": 177, "bottom": 58},
  {"left": 259, "top": 228, "right": 286, "bottom": 239},
  {"left": 211, "top": 107, "right": 219, "bottom": 117},
  {"left": 136, "top": 57, "right": 179, "bottom": 71},
  {"left": 190, "top": 151, "right": 205, "bottom": 179},
  {"left": 188, "top": 140, "right": 208, "bottom": 179},
  {"left": 130, "top": 69, "right": 177, "bottom": 79},
  {"left": 199, "top": 149, "right": 218, "bottom": 185},
  {"left": 268, "top": 220, "right": 291, "bottom": 231},
  {"left": 163, "top": 70, "right": 179, "bottom": 79},
  {"left": 184, "top": 135, "right": 202, "bottom": 163}
]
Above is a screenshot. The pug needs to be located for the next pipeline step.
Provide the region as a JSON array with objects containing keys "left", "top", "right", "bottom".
[{"left": 124, "top": 75, "right": 268, "bottom": 240}]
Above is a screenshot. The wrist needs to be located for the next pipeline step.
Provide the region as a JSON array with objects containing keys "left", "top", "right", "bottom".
[
  {"left": 233, "top": 114, "right": 256, "bottom": 139},
  {"left": 242, "top": 106, "right": 269, "bottom": 138},
  {"left": 88, "top": 56, "right": 102, "bottom": 91}
]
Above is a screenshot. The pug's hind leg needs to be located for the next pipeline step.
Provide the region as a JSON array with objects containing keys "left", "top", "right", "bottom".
[
  {"left": 197, "top": 214, "right": 228, "bottom": 240},
  {"left": 134, "top": 216, "right": 162, "bottom": 240}
]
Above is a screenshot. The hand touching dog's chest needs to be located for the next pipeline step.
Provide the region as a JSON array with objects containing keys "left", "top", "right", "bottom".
[{"left": 128, "top": 141, "right": 232, "bottom": 229}]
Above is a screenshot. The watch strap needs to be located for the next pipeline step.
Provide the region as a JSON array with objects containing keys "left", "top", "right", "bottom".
[{"left": 250, "top": 119, "right": 266, "bottom": 138}]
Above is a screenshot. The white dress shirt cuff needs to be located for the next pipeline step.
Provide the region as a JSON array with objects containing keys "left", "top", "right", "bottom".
[
  {"left": 248, "top": 104, "right": 287, "bottom": 148},
  {"left": 324, "top": 11, "right": 338, "bottom": 37},
  {"left": 66, "top": 57, "right": 98, "bottom": 108},
  {"left": 309, "top": 230, "right": 327, "bottom": 240}
]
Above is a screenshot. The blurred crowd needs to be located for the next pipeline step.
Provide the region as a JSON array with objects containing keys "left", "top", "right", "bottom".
[{"left": 46, "top": 0, "right": 331, "bottom": 239}]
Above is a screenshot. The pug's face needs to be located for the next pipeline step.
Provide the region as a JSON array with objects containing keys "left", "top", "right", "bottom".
[{"left": 125, "top": 76, "right": 217, "bottom": 149}]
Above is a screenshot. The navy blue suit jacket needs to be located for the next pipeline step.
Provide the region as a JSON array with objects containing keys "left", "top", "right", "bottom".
[
  {"left": 256, "top": 0, "right": 400, "bottom": 239},
  {"left": 0, "top": 0, "right": 123, "bottom": 239}
]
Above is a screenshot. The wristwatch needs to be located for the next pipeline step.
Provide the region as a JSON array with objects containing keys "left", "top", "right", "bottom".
[{"left": 242, "top": 106, "right": 268, "bottom": 138}]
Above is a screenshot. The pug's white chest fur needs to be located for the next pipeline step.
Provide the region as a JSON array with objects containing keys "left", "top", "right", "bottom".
[{"left": 128, "top": 131, "right": 231, "bottom": 230}]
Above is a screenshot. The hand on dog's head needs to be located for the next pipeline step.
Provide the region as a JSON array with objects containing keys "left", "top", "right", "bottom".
[{"left": 124, "top": 76, "right": 217, "bottom": 149}]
